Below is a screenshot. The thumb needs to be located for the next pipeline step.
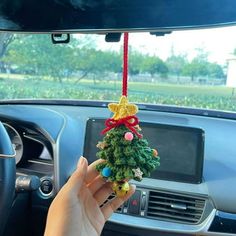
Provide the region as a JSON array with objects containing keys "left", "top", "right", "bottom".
[{"left": 67, "top": 156, "right": 88, "bottom": 193}]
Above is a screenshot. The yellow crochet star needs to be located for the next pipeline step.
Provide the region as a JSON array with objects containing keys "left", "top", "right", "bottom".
[{"left": 108, "top": 96, "right": 138, "bottom": 120}]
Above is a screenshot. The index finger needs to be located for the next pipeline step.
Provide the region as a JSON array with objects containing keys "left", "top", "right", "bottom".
[{"left": 85, "top": 158, "right": 104, "bottom": 184}]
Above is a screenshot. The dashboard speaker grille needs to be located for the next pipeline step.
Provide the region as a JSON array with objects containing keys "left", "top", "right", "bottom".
[{"left": 147, "top": 191, "right": 206, "bottom": 224}]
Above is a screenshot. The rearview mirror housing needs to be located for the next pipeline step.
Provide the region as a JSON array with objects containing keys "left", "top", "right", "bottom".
[{"left": 0, "top": 0, "right": 236, "bottom": 33}]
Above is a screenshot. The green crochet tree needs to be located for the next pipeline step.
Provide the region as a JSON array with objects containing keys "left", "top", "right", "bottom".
[
  {"left": 96, "top": 125, "right": 160, "bottom": 182},
  {"left": 95, "top": 96, "right": 160, "bottom": 197}
]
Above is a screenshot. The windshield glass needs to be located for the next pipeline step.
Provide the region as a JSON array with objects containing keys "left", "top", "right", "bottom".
[{"left": 1, "top": 26, "right": 236, "bottom": 112}]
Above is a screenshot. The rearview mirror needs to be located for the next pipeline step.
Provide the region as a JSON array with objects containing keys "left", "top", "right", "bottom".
[{"left": 1, "top": 0, "right": 236, "bottom": 33}]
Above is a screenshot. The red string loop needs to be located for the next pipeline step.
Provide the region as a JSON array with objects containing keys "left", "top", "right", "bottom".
[{"left": 122, "top": 32, "right": 129, "bottom": 97}]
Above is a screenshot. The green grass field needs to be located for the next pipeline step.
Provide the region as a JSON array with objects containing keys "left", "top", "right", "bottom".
[{"left": 0, "top": 74, "right": 236, "bottom": 112}]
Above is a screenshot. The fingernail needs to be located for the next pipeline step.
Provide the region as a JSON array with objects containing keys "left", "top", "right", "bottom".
[
  {"left": 131, "top": 184, "right": 136, "bottom": 191},
  {"left": 77, "top": 156, "right": 85, "bottom": 169}
]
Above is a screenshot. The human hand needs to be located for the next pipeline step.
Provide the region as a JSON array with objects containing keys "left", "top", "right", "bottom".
[{"left": 44, "top": 157, "right": 136, "bottom": 236}]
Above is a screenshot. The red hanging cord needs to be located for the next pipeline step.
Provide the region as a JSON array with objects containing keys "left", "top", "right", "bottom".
[{"left": 122, "top": 32, "right": 129, "bottom": 97}]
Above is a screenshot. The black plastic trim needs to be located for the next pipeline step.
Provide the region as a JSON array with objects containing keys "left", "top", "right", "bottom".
[
  {"left": 209, "top": 211, "right": 236, "bottom": 234},
  {"left": 1, "top": 0, "right": 236, "bottom": 33}
]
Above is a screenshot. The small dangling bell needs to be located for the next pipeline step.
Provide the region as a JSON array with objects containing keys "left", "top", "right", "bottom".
[{"left": 112, "top": 181, "right": 130, "bottom": 198}]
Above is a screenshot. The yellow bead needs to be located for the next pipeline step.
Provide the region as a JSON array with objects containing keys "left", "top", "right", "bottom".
[{"left": 112, "top": 181, "right": 130, "bottom": 198}]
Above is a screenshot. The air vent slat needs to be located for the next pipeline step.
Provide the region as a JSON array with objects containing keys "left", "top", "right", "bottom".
[
  {"left": 147, "top": 216, "right": 197, "bottom": 224},
  {"left": 147, "top": 191, "right": 206, "bottom": 224},
  {"left": 149, "top": 195, "right": 204, "bottom": 205},
  {"left": 147, "top": 211, "right": 199, "bottom": 222},
  {"left": 148, "top": 206, "right": 202, "bottom": 217},
  {"left": 148, "top": 200, "right": 204, "bottom": 212},
  {"left": 187, "top": 206, "right": 204, "bottom": 211}
]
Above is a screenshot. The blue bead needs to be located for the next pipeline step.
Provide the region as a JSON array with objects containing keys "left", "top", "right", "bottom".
[{"left": 102, "top": 167, "right": 112, "bottom": 177}]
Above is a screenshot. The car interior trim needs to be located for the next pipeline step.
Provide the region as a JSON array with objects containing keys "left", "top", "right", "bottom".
[
  {"left": 1, "top": 99, "right": 236, "bottom": 120},
  {"left": 0, "top": 152, "right": 16, "bottom": 158},
  {"left": 53, "top": 112, "right": 67, "bottom": 192},
  {"left": 109, "top": 209, "right": 216, "bottom": 234}
]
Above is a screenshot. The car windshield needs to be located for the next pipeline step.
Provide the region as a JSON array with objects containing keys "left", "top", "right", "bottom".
[{"left": 1, "top": 26, "right": 236, "bottom": 112}]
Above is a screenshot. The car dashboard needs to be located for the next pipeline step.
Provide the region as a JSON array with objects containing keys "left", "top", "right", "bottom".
[{"left": 1, "top": 102, "right": 236, "bottom": 236}]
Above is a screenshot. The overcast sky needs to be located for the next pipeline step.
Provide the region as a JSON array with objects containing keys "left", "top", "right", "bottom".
[{"left": 95, "top": 25, "right": 236, "bottom": 65}]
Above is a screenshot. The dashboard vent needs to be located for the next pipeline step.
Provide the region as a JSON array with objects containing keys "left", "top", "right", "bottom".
[{"left": 147, "top": 191, "right": 206, "bottom": 224}]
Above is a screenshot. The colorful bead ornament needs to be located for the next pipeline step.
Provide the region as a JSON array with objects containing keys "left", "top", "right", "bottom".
[
  {"left": 124, "top": 132, "right": 134, "bottom": 141},
  {"left": 102, "top": 167, "right": 112, "bottom": 178}
]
